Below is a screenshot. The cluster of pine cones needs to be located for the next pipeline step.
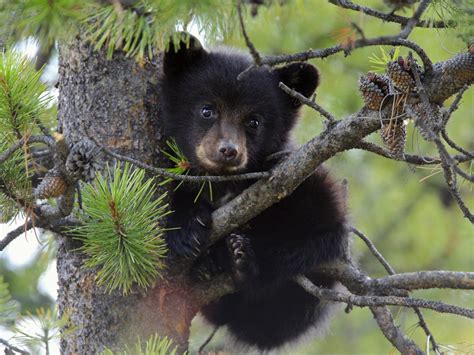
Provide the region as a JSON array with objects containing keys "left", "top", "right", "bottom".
[
  {"left": 34, "top": 139, "right": 103, "bottom": 199},
  {"left": 358, "top": 55, "right": 423, "bottom": 158}
]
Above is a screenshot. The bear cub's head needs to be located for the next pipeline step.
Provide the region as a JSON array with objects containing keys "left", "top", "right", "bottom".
[{"left": 160, "top": 34, "right": 319, "bottom": 175}]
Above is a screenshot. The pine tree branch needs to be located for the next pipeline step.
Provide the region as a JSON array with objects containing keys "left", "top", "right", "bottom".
[
  {"left": 258, "top": 37, "right": 433, "bottom": 74},
  {"left": 354, "top": 140, "right": 473, "bottom": 165},
  {"left": 370, "top": 307, "right": 423, "bottom": 355},
  {"left": 351, "top": 227, "right": 395, "bottom": 274},
  {"left": 237, "top": 0, "right": 261, "bottom": 65},
  {"left": 0, "top": 338, "right": 30, "bottom": 355},
  {"left": 328, "top": 0, "right": 454, "bottom": 29},
  {"left": 297, "top": 274, "right": 474, "bottom": 318},
  {"left": 278, "top": 82, "right": 336, "bottom": 123},
  {"left": 398, "top": 0, "right": 430, "bottom": 39},
  {"left": 351, "top": 227, "right": 439, "bottom": 353},
  {"left": 0, "top": 136, "right": 56, "bottom": 164},
  {"left": 374, "top": 271, "right": 474, "bottom": 290},
  {"left": 408, "top": 56, "right": 473, "bottom": 222},
  {"left": 89, "top": 135, "right": 270, "bottom": 182},
  {"left": 0, "top": 220, "right": 33, "bottom": 251}
]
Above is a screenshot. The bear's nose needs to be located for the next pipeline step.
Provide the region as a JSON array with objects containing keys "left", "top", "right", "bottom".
[{"left": 218, "top": 142, "right": 238, "bottom": 161}]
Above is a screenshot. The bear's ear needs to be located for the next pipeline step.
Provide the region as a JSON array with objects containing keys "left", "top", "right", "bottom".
[
  {"left": 163, "top": 33, "right": 206, "bottom": 77},
  {"left": 275, "top": 63, "right": 320, "bottom": 107}
]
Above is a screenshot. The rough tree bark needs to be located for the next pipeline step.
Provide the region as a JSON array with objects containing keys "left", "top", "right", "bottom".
[{"left": 56, "top": 36, "right": 205, "bottom": 353}]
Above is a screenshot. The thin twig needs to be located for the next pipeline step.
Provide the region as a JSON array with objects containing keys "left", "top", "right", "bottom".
[
  {"left": 260, "top": 37, "right": 433, "bottom": 74},
  {"left": 237, "top": 0, "right": 261, "bottom": 65},
  {"left": 198, "top": 325, "right": 219, "bottom": 353},
  {"left": 453, "top": 165, "right": 474, "bottom": 182},
  {"left": 278, "top": 82, "right": 336, "bottom": 122},
  {"left": 351, "top": 227, "right": 395, "bottom": 274},
  {"left": 0, "top": 220, "right": 34, "bottom": 251},
  {"left": 328, "top": 0, "right": 453, "bottom": 29},
  {"left": 0, "top": 338, "right": 30, "bottom": 355},
  {"left": 92, "top": 138, "right": 271, "bottom": 182},
  {"left": 441, "top": 129, "right": 474, "bottom": 159},
  {"left": 0, "top": 136, "right": 56, "bottom": 164},
  {"left": 446, "top": 84, "right": 469, "bottom": 120},
  {"left": 398, "top": 0, "right": 431, "bottom": 39}
]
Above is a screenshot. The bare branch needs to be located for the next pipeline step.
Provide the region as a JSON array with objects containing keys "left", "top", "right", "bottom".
[
  {"left": 0, "top": 220, "right": 33, "bottom": 251},
  {"left": 351, "top": 227, "right": 395, "bottom": 274},
  {"left": 237, "top": 0, "right": 261, "bottom": 65},
  {"left": 329, "top": 0, "right": 453, "bottom": 29},
  {"left": 260, "top": 37, "right": 433, "bottom": 74},
  {"left": 441, "top": 129, "right": 474, "bottom": 159},
  {"left": 409, "top": 56, "right": 474, "bottom": 222},
  {"left": 0, "top": 338, "right": 30, "bottom": 355},
  {"left": 92, "top": 137, "right": 271, "bottom": 182},
  {"left": 278, "top": 82, "right": 336, "bottom": 122},
  {"left": 0, "top": 135, "right": 56, "bottom": 164},
  {"left": 375, "top": 271, "right": 474, "bottom": 290},
  {"left": 352, "top": 227, "right": 439, "bottom": 352},
  {"left": 297, "top": 276, "right": 423, "bottom": 354},
  {"left": 296, "top": 275, "right": 474, "bottom": 319},
  {"left": 398, "top": 0, "right": 431, "bottom": 39},
  {"left": 370, "top": 307, "right": 423, "bottom": 355}
]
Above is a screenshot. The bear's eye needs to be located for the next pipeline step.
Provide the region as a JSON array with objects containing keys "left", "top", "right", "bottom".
[
  {"left": 200, "top": 106, "right": 214, "bottom": 119},
  {"left": 246, "top": 117, "right": 260, "bottom": 130}
]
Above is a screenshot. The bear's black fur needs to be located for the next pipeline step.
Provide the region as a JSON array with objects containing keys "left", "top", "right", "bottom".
[{"left": 160, "top": 34, "right": 349, "bottom": 350}]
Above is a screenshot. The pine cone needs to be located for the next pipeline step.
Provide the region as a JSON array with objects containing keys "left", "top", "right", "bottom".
[
  {"left": 359, "top": 73, "right": 390, "bottom": 110},
  {"left": 66, "top": 139, "right": 103, "bottom": 182},
  {"left": 387, "top": 56, "right": 421, "bottom": 93},
  {"left": 34, "top": 171, "right": 67, "bottom": 199},
  {"left": 408, "top": 103, "right": 444, "bottom": 141},
  {"left": 381, "top": 119, "right": 406, "bottom": 158},
  {"left": 437, "top": 52, "right": 474, "bottom": 84}
]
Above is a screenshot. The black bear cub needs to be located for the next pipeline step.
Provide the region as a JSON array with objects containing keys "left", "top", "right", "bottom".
[{"left": 160, "top": 34, "right": 349, "bottom": 350}]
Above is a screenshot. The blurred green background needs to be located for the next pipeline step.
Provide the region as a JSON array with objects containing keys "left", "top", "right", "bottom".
[{"left": 1, "top": 0, "right": 472, "bottom": 354}]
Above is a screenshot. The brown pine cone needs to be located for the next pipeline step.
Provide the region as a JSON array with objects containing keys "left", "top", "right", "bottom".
[
  {"left": 381, "top": 119, "right": 407, "bottom": 158},
  {"left": 387, "top": 56, "right": 422, "bottom": 93},
  {"left": 359, "top": 72, "right": 390, "bottom": 110},
  {"left": 66, "top": 139, "right": 103, "bottom": 182},
  {"left": 34, "top": 171, "right": 67, "bottom": 199}
]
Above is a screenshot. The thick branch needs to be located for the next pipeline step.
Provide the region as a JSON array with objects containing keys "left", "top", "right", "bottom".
[
  {"left": 296, "top": 275, "right": 474, "bottom": 319},
  {"left": 375, "top": 271, "right": 474, "bottom": 290}
]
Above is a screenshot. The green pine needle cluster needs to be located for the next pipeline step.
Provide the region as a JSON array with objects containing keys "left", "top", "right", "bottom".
[
  {"left": 12, "top": 307, "right": 72, "bottom": 353},
  {"left": 0, "top": 49, "right": 51, "bottom": 137},
  {"left": 0, "top": 50, "right": 51, "bottom": 216},
  {"left": 0, "top": 0, "right": 237, "bottom": 62},
  {"left": 73, "top": 162, "right": 170, "bottom": 294},
  {"left": 0, "top": 0, "right": 86, "bottom": 46},
  {"left": 159, "top": 138, "right": 190, "bottom": 188},
  {"left": 429, "top": 0, "right": 474, "bottom": 42},
  {"left": 102, "top": 334, "right": 177, "bottom": 355},
  {"left": 85, "top": 0, "right": 236, "bottom": 61},
  {"left": 160, "top": 139, "right": 213, "bottom": 203},
  {"left": 369, "top": 46, "right": 400, "bottom": 73},
  {"left": 0, "top": 276, "right": 19, "bottom": 325}
]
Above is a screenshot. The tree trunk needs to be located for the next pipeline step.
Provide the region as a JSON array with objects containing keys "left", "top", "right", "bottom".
[{"left": 56, "top": 36, "right": 198, "bottom": 354}]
